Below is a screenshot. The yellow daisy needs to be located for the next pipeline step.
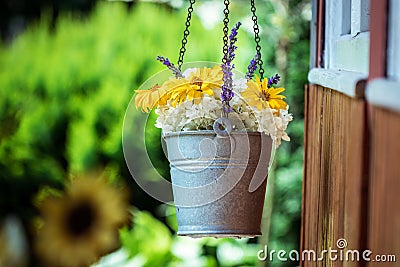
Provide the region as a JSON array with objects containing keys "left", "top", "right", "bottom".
[
  {"left": 162, "top": 66, "right": 223, "bottom": 107},
  {"left": 35, "top": 175, "right": 130, "bottom": 267},
  {"left": 134, "top": 66, "right": 223, "bottom": 112},
  {"left": 190, "top": 65, "right": 224, "bottom": 90},
  {"left": 242, "top": 75, "right": 287, "bottom": 111},
  {"left": 135, "top": 84, "right": 169, "bottom": 112}
]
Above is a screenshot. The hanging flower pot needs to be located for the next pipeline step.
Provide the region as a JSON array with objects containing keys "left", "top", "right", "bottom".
[
  {"left": 133, "top": 0, "right": 293, "bottom": 238},
  {"left": 164, "top": 130, "right": 272, "bottom": 238}
]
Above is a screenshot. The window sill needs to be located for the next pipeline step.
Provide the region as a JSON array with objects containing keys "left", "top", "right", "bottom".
[
  {"left": 308, "top": 68, "right": 367, "bottom": 98},
  {"left": 366, "top": 78, "right": 400, "bottom": 113}
]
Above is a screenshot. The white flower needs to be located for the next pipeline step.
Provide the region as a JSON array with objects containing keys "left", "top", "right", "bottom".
[
  {"left": 233, "top": 77, "right": 248, "bottom": 93},
  {"left": 155, "top": 96, "right": 223, "bottom": 132}
]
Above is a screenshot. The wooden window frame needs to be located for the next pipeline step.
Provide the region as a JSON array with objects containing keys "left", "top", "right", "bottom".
[
  {"left": 366, "top": 0, "right": 400, "bottom": 112},
  {"left": 308, "top": 0, "right": 370, "bottom": 98}
]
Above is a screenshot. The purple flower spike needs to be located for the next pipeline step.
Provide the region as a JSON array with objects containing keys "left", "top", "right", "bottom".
[
  {"left": 156, "top": 55, "right": 183, "bottom": 78},
  {"left": 223, "top": 106, "right": 233, "bottom": 113},
  {"left": 245, "top": 52, "right": 260, "bottom": 80},
  {"left": 221, "top": 22, "right": 242, "bottom": 115},
  {"left": 224, "top": 22, "right": 242, "bottom": 63},
  {"left": 268, "top": 74, "right": 281, "bottom": 87}
]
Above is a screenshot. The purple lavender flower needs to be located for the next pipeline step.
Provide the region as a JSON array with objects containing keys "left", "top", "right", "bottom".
[
  {"left": 245, "top": 52, "right": 260, "bottom": 80},
  {"left": 268, "top": 74, "right": 281, "bottom": 87},
  {"left": 156, "top": 55, "right": 183, "bottom": 78},
  {"left": 224, "top": 22, "right": 242, "bottom": 63},
  {"left": 221, "top": 22, "right": 242, "bottom": 114},
  {"left": 221, "top": 62, "right": 235, "bottom": 113}
]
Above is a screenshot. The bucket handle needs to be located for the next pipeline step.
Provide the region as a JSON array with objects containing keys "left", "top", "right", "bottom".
[{"left": 213, "top": 117, "right": 232, "bottom": 137}]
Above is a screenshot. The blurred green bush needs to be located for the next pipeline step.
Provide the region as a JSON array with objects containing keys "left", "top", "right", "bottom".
[{"left": 0, "top": 1, "right": 224, "bottom": 217}]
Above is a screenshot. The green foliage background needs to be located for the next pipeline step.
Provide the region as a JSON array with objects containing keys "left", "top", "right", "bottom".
[{"left": 0, "top": 1, "right": 309, "bottom": 266}]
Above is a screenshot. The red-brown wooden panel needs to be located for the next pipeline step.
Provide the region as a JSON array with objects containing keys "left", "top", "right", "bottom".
[
  {"left": 302, "top": 85, "right": 368, "bottom": 267},
  {"left": 367, "top": 106, "right": 400, "bottom": 266}
]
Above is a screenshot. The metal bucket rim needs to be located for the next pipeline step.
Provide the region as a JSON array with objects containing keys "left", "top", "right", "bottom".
[{"left": 163, "top": 130, "right": 269, "bottom": 138}]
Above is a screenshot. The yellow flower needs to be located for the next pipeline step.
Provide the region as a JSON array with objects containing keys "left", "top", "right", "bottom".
[
  {"left": 162, "top": 66, "right": 223, "bottom": 107},
  {"left": 134, "top": 66, "right": 223, "bottom": 111},
  {"left": 191, "top": 65, "right": 224, "bottom": 89},
  {"left": 135, "top": 84, "right": 169, "bottom": 112},
  {"left": 35, "top": 175, "right": 130, "bottom": 267},
  {"left": 242, "top": 75, "right": 287, "bottom": 111}
]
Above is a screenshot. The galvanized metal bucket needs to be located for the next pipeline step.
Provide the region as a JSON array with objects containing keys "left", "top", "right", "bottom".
[{"left": 164, "top": 130, "right": 273, "bottom": 238}]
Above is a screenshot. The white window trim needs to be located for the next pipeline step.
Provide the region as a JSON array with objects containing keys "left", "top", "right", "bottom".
[
  {"left": 325, "top": 0, "right": 370, "bottom": 74},
  {"left": 309, "top": 0, "right": 370, "bottom": 97},
  {"left": 387, "top": 0, "right": 400, "bottom": 81}
]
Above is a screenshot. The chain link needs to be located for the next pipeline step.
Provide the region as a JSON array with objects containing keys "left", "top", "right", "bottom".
[
  {"left": 177, "top": 0, "right": 196, "bottom": 70},
  {"left": 177, "top": 0, "right": 263, "bottom": 79},
  {"left": 250, "top": 0, "right": 265, "bottom": 79},
  {"left": 222, "top": 0, "right": 230, "bottom": 63}
]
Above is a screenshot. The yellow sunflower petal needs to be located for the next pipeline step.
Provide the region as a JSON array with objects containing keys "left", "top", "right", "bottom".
[
  {"left": 202, "top": 88, "right": 214, "bottom": 96},
  {"left": 262, "top": 78, "right": 268, "bottom": 90},
  {"left": 269, "top": 87, "right": 286, "bottom": 96},
  {"left": 134, "top": 84, "right": 170, "bottom": 112},
  {"left": 255, "top": 75, "right": 261, "bottom": 84},
  {"left": 135, "top": 90, "right": 152, "bottom": 112},
  {"left": 268, "top": 99, "right": 287, "bottom": 110},
  {"left": 187, "top": 89, "right": 196, "bottom": 101}
]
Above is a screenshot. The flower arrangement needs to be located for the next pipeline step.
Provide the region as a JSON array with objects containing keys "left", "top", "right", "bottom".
[{"left": 135, "top": 23, "right": 293, "bottom": 147}]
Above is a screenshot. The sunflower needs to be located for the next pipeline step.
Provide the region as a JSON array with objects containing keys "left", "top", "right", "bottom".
[
  {"left": 35, "top": 175, "right": 130, "bottom": 267},
  {"left": 242, "top": 75, "right": 287, "bottom": 111},
  {"left": 135, "top": 84, "right": 169, "bottom": 112},
  {"left": 163, "top": 66, "right": 223, "bottom": 107}
]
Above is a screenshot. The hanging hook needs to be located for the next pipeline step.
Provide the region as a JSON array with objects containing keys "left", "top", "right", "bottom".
[{"left": 213, "top": 117, "right": 233, "bottom": 137}]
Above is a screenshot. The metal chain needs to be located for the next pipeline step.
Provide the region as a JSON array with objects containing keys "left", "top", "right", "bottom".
[
  {"left": 250, "top": 0, "right": 265, "bottom": 79},
  {"left": 177, "top": 0, "right": 196, "bottom": 70},
  {"left": 222, "top": 0, "right": 230, "bottom": 63}
]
